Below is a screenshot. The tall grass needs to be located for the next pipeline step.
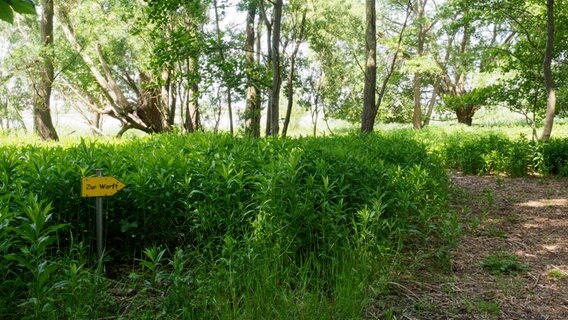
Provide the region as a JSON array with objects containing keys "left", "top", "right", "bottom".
[
  {"left": 413, "top": 128, "right": 568, "bottom": 177},
  {"left": 1, "top": 132, "right": 455, "bottom": 318}
]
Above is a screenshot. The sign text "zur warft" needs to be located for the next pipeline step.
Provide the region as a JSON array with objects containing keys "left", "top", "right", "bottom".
[{"left": 81, "top": 176, "right": 126, "bottom": 197}]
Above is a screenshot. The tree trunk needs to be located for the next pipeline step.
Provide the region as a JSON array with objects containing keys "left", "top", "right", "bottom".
[
  {"left": 161, "top": 70, "right": 176, "bottom": 126},
  {"left": 282, "top": 10, "right": 307, "bottom": 138},
  {"left": 260, "top": 0, "right": 273, "bottom": 136},
  {"left": 412, "top": 0, "right": 427, "bottom": 130},
  {"left": 185, "top": 82, "right": 200, "bottom": 132},
  {"left": 412, "top": 71, "right": 422, "bottom": 129},
  {"left": 362, "top": 0, "right": 411, "bottom": 132},
  {"left": 168, "top": 82, "right": 177, "bottom": 126},
  {"left": 311, "top": 74, "right": 324, "bottom": 137},
  {"left": 282, "top": 56, "right": 296, "bottom": 138},
  {"left": 213, "top": 0, "right": 234, "bottom": 135},
  {"left": 138, "top": 72, "right": 168, "bottom": 133},
  {"left": 422, "top": 78, "right": 440, "bottom": 127},
  {"left": 540, "top": 0, "right": 555, "bottom": 141},
  {"left": 60, "top": 16, "right": 153, "bottom": 134},
  {"left": 268, "top": 0, "right": 283, "bottom": 136},
  {"left": 456, "top": 106, "right": 475, "bottom": 126},
  {"left": 34, "top": 0, "right": 59, "bottom": 141},
  {"left": 244, "top": 0, "right": 260, "bottom": 137},
  {"left": 361, "top": 0, "right": 377, "bottom": 133},
  {"left": 91, "top": 112, "right": 103, "bottom": 136},
  {"left": 184, "top": 56, "right": 200, "bottom": 132},
  {"left": 453, "top": 26, "right": 475, "bottom": 127}
]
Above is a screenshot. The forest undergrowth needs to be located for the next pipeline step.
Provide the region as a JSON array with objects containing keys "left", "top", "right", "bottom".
[
  {"left": 2, "top": 129, "right": 568, "bottom": 319},
  {"left": 0, "top": 132, "right": 453, "bottom": 319}
]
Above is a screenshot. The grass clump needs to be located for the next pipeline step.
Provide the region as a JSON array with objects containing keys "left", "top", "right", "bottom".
[
  {"left": 546, "top": 268, "right": 568, "bottom": 280},
  {"left": 481, "top": 252, "right": 530, "bottom": 275},
  {"left": 464, "top": 299, "right": 501, "bottom": 317}
]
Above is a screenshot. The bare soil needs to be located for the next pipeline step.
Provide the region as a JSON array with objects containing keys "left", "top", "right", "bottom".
[{"left": 369, "top": 173, "right": 568, "bottom": 319}]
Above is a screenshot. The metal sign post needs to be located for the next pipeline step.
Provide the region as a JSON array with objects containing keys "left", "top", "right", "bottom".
[
  {"left": 95, "top": 169, "right": 104, "bottom": 261},
  {"left": 81, "top": 170, "right": 126, "bottom": 263}
]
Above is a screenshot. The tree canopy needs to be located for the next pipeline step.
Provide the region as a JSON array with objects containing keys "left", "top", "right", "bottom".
[{"left": 0, "top": 0, "right": 567, "bottom": 139}]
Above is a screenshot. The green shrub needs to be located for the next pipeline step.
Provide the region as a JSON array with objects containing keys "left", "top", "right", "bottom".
[
  {"left": 0, "top": 132, "right": 455, "bottom": 319},
  {"left": 435, "top": 132, "right": 552, "bottom": 177},
  {"left": 542, "top": 139, "right": 568, "bottom": 176},
  {"left": 0, "top": 133, "right": 449, "bottom": 260},
  {"left": 0, "top": 194, "right": 111, "bottom": 319},
  {"left": 442, "top": 133, "right": 511, "bottom": 175}
]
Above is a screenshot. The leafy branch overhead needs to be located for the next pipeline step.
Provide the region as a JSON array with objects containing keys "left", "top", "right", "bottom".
[{"left": 0, "top": 0, "right": 36, "bottom": 24}]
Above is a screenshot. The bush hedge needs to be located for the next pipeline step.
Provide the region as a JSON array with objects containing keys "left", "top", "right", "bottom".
[
  {"left": 0, "top": 132, "right": 454, "bottom": 319},
  {"left": 417, "top": 130, "right": 568, "bottom": 177}
]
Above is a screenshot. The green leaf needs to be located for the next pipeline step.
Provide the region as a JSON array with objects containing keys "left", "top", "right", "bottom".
[
  {"left": 0, "top": 2, "right": 14, "bottom": 23},
  {"left": 10, "top": 0, "right": 36, "bottom": 15},
  {"left": 5, "top": 253, "right": 26, "bottom": 266},
  {"left": 53, "top": 280, "right": 69, "bottom": 289}
]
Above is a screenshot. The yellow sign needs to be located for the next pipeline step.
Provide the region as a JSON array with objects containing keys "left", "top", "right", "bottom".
[{"left": 81, "top": 176, "right": 126, "bottom": 197}]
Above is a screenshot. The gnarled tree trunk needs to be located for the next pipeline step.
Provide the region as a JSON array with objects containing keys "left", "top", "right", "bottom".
[
  {"left": 139, "top": 72, "right": 168, "bottom": 133},
  {"left": 456, "top": 105, "right": 475, "bottom": 126},
  {"left": 60, "top": 11, "right": 170, "bottom": 136}
]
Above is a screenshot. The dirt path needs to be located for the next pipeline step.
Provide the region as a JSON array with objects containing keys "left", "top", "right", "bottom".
[{"left": 371, "top": 173, "right": 568, "bottom": 319}]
